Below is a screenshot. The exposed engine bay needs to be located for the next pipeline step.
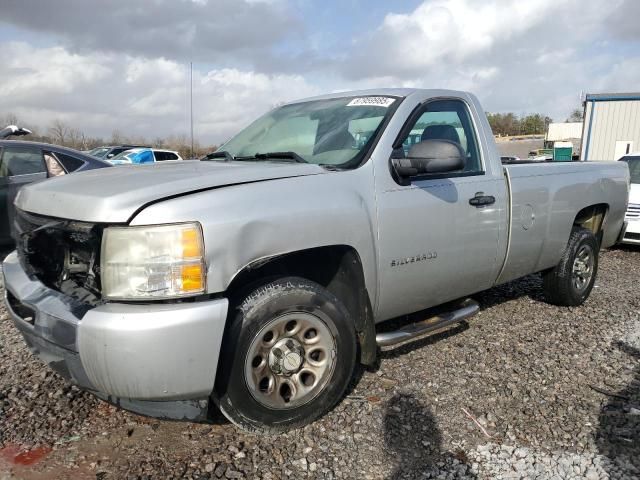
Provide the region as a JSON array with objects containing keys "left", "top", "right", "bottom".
[{"left": 14, "top": 209, "right": 103, "bottom": 306}]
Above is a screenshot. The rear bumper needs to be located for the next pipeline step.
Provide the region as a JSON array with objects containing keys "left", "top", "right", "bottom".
[{"left": 2, "top": 250, "right": 228, "bottom": 421}]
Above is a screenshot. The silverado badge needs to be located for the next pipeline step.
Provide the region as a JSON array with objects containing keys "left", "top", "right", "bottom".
[{"left": 390, "top": 252, "right": 437, "bottom": 267}]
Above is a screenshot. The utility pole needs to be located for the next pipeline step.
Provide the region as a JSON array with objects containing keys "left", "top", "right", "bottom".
[{"left": 190, "top": 61, "right": 194, "bottom": 159}]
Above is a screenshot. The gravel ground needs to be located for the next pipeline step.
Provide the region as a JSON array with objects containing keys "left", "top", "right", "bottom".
[{"left": 0, "top": 247, "right": 639, "bottom": 479}]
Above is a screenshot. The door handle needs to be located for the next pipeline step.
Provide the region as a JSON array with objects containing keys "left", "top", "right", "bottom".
[{"left": 469, "top": 192, "right": 495, "bottom": 207}]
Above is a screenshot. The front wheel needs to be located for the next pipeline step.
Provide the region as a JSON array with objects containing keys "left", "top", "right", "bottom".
[
  {"left": 214, "top": 277, "right": 357, "bottom": 434},
  {"left": 543, "top": 227, "right": 599, "bottom": 306}
]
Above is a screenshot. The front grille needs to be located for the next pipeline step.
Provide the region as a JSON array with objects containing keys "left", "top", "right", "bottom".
[
  {"left": 625, "top": 203, "right": 640, "bottom": 220},
  {"left": 624, "top": 232, "right": 640, "bottom": 241},
  {"left": 14, "top": 209, "right": 103, "bottom": 304}
]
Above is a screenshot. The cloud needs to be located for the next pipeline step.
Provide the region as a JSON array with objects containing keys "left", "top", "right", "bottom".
[
  {"left": 0, "top": 42, "right": 319, "bottom": 144},
  {"left": 342, "top": 0, "right": 556, "bottom": 79},
  {"left": 1, "top": 0, "right": 640, "bottom": 142},
  {"left": 332, "top": 0, "right": 638, "bottom": 120},
  {"left": 0, "top": 0, "right": 299, "bottom": 64},
  {"left": 605, "top": 0, "right": 640, "bottom": 40}
]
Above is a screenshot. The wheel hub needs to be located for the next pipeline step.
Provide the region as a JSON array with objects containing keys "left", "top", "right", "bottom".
[
  {"left": 244, "top": 311, "right": 337, "bottom": 410},
  {"left": 269, "top": 338, "right": 305, "bottom": 375},
  {"left": 572, "top": 244, "right": 594, "bottom": 292}
]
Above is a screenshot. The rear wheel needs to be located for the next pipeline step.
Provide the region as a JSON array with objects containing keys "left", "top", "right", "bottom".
[
  {"left": 543, "top": 227, "right": 599, "bottom": 306},
  {"left": 214, "top": 277, "right": 357, "bottom": 434}
]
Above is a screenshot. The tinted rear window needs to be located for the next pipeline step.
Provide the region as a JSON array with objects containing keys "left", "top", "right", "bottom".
[{"left": 54, "top": 152, "right": 85, "bottom": 172}]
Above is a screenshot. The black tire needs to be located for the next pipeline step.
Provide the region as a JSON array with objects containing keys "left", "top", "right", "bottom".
[
  {"left": 543, "top": 227, "right": 599, "bottom": 306},
  {"left": 214, "top": 277, "right": 357, "bottom": 434}
]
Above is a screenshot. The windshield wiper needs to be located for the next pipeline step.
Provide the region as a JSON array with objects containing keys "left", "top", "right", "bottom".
[
  {"left": 237, "top": 151, "right": 308, "bottom": 164},
  {"left": 204, "top": 150, "right": 309, "bottom": 164},
  {"left": 202, "top": 150, "right": 234, "bottom": 161}
]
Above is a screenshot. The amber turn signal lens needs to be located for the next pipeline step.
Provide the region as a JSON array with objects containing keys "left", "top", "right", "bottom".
[
  {"left": 182, "top": 228, "right": 202, "bottom": 258},
  {"left": 180, "top": 264, "right": 204, "bottom": 292}
]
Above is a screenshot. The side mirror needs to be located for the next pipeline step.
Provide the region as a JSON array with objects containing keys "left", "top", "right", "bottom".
[
  {"left": 106, "top": 153, "right": 114, "bottom": 158},
  {"left": 392, "top": 139, "right": 465, "bottom": 177}
]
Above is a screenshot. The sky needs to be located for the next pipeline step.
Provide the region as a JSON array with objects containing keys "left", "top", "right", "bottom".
[{"left": 0, "top": 0, "right": 639, "bottom": 145}]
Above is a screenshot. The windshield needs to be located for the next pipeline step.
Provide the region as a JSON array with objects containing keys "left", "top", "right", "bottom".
[
  {"left": 621, "top": 155, "right": 640, "bottom": 184},
  {"left": 219, "top": 96, "right": 398, "bottom": 168},
  {"left": 89, "top": 147, "right": 110, "bottom": 158},
  {"left": 109, "top": 149, "right": 136, "bottom": 162}
]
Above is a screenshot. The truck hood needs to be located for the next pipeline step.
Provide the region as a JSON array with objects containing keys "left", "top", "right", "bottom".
[{"left": 16, "top": 160, "right": 327, "bottom": 223}]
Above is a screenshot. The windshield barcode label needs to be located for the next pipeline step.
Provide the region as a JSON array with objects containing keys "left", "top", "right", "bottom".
[{"left": 346, "top": 97, "right": 396, "bottom": 108}]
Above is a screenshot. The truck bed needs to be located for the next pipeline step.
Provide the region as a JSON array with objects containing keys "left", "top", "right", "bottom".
[{"left": 497, "top": 160, "right": 628, "bottom": 285}]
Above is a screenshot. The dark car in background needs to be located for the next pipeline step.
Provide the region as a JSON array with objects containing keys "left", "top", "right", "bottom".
[
  {"left": 0, "top": 140, "right": 111, "bottom": 245},
  {"left": 88, "top": 144, "right": 150, "bottom": 160}
]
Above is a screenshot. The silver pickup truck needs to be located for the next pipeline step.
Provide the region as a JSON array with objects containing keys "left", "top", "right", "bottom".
[{"left": 2, "top": 89, "right": 629, "bottom": 433}]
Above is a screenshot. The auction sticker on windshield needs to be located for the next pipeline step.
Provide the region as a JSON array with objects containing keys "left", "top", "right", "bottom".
[{"left": 346, "top": 97, "right": 396, "bottom": 107}]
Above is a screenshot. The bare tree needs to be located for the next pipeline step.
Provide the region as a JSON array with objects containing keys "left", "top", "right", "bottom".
[
  {"left": 67, "top": 128, "right": 88, "bottom": 150},
  {"left": 2, "top": 113, "right": 21, "bottom": 126},
  {"left": 567, "top": 109, "right": 584, "bottom": 123},
  {"left": 4, "top": 114, "right": 214, "bottom": 156},
  {"left": 110, "top": 129, "right": 123, "bottom": 144},
  {"left": 49, "top": 119, "right": 71, "bottom": 145}
]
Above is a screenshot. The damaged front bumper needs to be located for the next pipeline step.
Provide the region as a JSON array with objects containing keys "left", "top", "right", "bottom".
[{"left": 2, "top": 250, "right": 229, "bottom": 422}]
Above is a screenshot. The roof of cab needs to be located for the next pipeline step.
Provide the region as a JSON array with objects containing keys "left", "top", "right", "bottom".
[{"left": 288, "top": 88, "right": 470, "bottom": 105}]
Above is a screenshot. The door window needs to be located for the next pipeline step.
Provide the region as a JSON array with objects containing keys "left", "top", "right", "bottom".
[
  {"left": 399, "top": 99, "right": 482, "bottom": 174},
  {"left": 0, "top": 147, "right": 45, "bottom": 176}
]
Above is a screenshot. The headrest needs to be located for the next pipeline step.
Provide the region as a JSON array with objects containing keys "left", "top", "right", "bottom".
[{"left": 421, "top": 124, "right": 461, "bottom": 144}]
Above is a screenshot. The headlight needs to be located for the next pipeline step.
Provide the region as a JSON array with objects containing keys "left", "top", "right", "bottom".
[{"left": 101, "top": 222, "right": 206, "bottom": 300}]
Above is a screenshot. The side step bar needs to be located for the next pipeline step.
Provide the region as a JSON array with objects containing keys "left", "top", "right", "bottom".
[{"left": 375, "top": 298, "right": 479, "bottom": 349}]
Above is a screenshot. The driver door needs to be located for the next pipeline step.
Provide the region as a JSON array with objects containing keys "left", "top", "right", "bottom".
[{"left": 375, "top": 98, "right": 504, "bottom": 320}]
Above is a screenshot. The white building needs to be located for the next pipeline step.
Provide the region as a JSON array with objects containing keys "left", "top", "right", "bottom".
[
  {"left": 581, "top": 92, "right": 640, "bottom": 161},
  {"left": 546, "top": 122, "right": 582, "bottom": 156},
  {"left": 546, "top": 122, "right": 582, "bottom": 142}
]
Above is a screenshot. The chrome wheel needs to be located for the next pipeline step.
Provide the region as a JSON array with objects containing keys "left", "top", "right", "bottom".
[
  {"left": 244, "top": 312, "right": 337, "bottom": 410},
  {"left": 572, "top": 244, "right": 594, "bottom": 292}
]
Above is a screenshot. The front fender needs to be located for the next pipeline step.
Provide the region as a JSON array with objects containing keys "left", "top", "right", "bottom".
[{"left": 130, "top": 168, "right": 379, "bottom": 304}]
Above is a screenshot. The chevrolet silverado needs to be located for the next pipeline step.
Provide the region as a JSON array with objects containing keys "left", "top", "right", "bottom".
[{"left": 2, "top": 89, "right": 629, "bottom": 433}]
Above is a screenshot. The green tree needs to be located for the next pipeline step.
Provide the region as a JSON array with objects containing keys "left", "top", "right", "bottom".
[{"left": 489, "top": 112, "right": 552, "bottom": 136}]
